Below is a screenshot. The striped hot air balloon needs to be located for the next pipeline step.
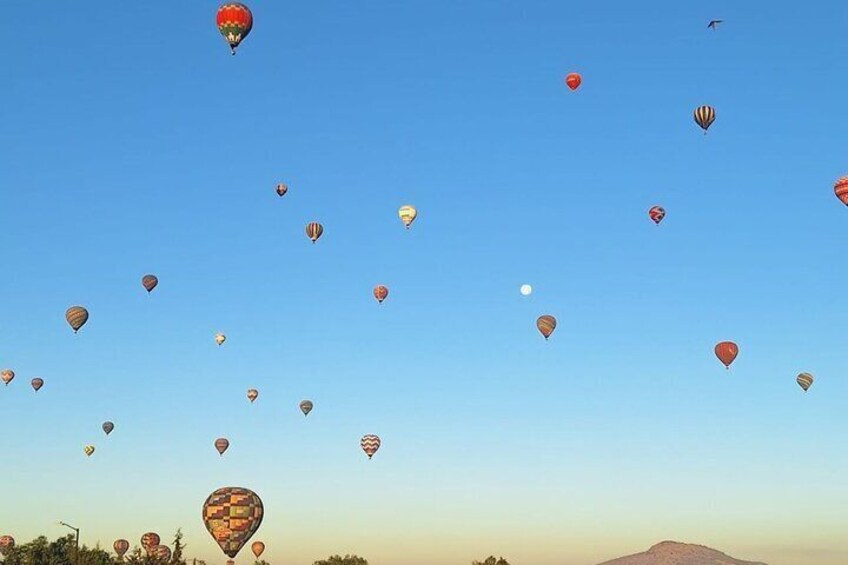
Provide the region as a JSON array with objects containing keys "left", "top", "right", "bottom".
[
  {"left": 693, "top": 105, "right": 716, "bottom": 134},
  {"left": 66, "top": 306, "right": 89, "bottom": 333},
  {"left": 202, "top": 487, "right": 264, "bottom": 559},
  {"left": 103, "top": 421, "right": 115, "bottom": 436},
  {"left": 536, "top": 315, "right": 557, "bottom": 340},
  {"left": 113, "top": 539, "right": 129, "bottom": 558},
  {"left": 216, "top": 3, "right": 253, "bottom": 55},
  {"left": 648, "top": 205, "right": 666, "bottom": 225},
  {"left": 373, "top": 285, "right": 389, "bottom": 304},
  {"left": 247, "top": 388, "right": 258, "bottom": 403},
  {"left": 797, "top": 372, "right": 814, "bottom": 392},
  {"left": 833, "top": 177, "right": 848, "bottom": 206},
  {"left": 361, "top": 434, "right": 381, "bottom": 459},
  {"left": 142, "top": 274, "right": 159, "bottom": 293},
  {"left": 276, "top": 183, "right": 288, "bottom": 197},
  {"left": 714, "top": 341, "right": 738, "bottom": 369},
  {"left": 84, "top": 445, "right": 95, "bottom": 457},
  {"left": 252, "top": 541, "right": 266, "bottom": 558},
  {"left": 305, "top": 222, "right": 324, "bottom": 243},
  {"left": 215, "top": 437, "right": 230, "bottom": 455},
  {"left": 141, "top": 533, "right": 160, "bottom": 554},
  {"left": 31, "top": 377, "right": 44, "bottom": 392},
  {"left": 299, "top": 399, "right": 313, "bottom": 416},
  {"left": 398, "top": 205, "right": 417, "bottom": 229},
  {"left": 1, "top": 369, "right": 14, "bottom": 386}
]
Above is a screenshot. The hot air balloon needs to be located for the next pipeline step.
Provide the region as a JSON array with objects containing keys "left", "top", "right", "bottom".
[
  {"left": 215, "top": 437, "right": 230, "bottom": 455},
  {"left": 536, "top": 315, "right": 557, "bottom": 340},
  {"left": 0, "top": 536, "right": 15, "bottom": 556},
  {"left": 103, "top": 421, "right": 115, "bottom": 436},
  {"left": 84, "top": 445, "right": 95, "bottom": 457},
  {"left": 373, "top": 285, "right": 389, "bottom": 304},
  {"left": 227, "top": 561, "right": 235, "bottom": 565},
  {"left": 152, "top": 545, "right": 171, "bottom": 560},
  {"left": 398, "top": 205, "right": 417, "bottom": 229},
  {"left": 202, "top": 486, "right": 264, "bottom": 559},
  {"left": 276, "top": 183, "right": 288, "bottom": 197},
  {"left": 564, "top": 72, "right": 582, "bottom": 90},
  {"left": 305, "top": 222, "right": 323, "bottom": 243},
  {"left": 31, "top": 377, "right": 44, "bottom": 392},
  {"left": 833, "top": 177, "right": 848, "bottom": 206},
  {"left": 648, "top": 205, "right": 666, "bottom": 225},
  {"left": 520, "top": 284, "right": 532, "bottom": 296},
  {"left": 142, "top": 274, "right": 159, "bottom": 293},
  {"left": 215, "top": 333, "right": 227, "bottom": 346},
  {"left": 252, "top": 541, "right": 266, "bottom": 558},
  {"left": 1, "top": 369, "right": 14, "bottom": 386},
  {"left": 141, "top": 533, "right": 160, "bottom": 554},
  {"left": 66, "top": 306, "right": 89, "bottom": 333},
  {"left": 797, "top": 372, "right": 814, "bottom": 392},
  {"left": 299, "top": 400, "right": 313, "bottom": 416},
  {"left": 247, "top": 388, "right": 258, "bottom": 403},
  {"left": 693, "top": 105, "right": 716, "bottom": 134},
  {"left": 714, "top": 341, "right": 738, "bottom": 369},
  {"left": 113, "top": 539, "right": 129, "bottom": 558},
  {"left": 216, "top": 3, "right": 253, "bottom": 55},
  {"left": 361, "top": 434, "right": 381, "bottom": 459}
]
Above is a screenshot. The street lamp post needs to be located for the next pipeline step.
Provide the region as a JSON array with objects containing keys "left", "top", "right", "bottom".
[{"left": 57, "top": 522, "right": 80, "bottom": 564}]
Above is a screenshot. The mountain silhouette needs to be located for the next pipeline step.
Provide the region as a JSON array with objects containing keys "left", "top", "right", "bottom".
[{"left": 597, "top": 541, "right": 768, "bottom": 565}]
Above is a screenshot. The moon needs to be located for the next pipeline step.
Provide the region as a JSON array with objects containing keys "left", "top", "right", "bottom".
[{"left": 520, "top": 284, "right": 532, "bottom": 296}]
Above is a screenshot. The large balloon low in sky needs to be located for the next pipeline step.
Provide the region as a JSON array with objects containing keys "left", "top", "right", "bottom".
[
  {"left": 0, "top": 536, "right": 15, "bottom": 556},
  {"left": 202, "top": 487, "right": 265, "bottom": 558},
  {"left": 141, "top": 533, "right": 160, "bottom": 554},
  {"left": 216, "top": 3, "right": 253, "bottom": 55}
]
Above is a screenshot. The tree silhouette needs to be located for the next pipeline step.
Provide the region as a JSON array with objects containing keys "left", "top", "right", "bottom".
[
  {"left": 472, "top": 557, "right": 511, "bottom": 565},
  {"left": 313, "top": 555, "right": 369, "bottom": 565}
]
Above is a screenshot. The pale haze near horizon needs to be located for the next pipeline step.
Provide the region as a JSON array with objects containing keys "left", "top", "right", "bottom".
[{"left": 2, "top": 0, "right": 847, "bottom": 564}]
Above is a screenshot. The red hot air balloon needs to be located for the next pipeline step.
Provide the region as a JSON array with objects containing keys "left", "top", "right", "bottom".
[
  {"left": 216, "top": 3, "right": 253, "bottom": 55},
  {"left": 714, "top": 341, "right": 738, "bottom": 369},
  {"left": 648, "top": 206, "right": 666, "bottom": 225},
  {"left": 373, "top": 285, "right": 389, "bottom": 304},
  {"left": 215, "top": 437, "right": 230, "bottom": 455},
  {"left": 113, "top": 539, "right": 129, "bottom": 558},
  {"left": 141, "top": 533, "right": 160, "bottom": 554},
  {"left": 202, "top": 487, "right": 264, "bottom": 559},
  {"left": 834, "top": 176, "right": 848, "bottom": 206},
  {"left": 564, "top": 72, "right": 582, "bottom": 91}
]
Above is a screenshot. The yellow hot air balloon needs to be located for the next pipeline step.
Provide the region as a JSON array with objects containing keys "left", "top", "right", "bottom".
[
  {"left": 84, "top": 445, "right": 95, "bottom": 457},
  {"left": 398, "top": 205, "right": 417, "bottom": 229},
  {"left": 66, "top": 306, "right": 89, "bottom": 333},
  {"left": 215, "top": 333, "right": 226, "bottom": 346}
]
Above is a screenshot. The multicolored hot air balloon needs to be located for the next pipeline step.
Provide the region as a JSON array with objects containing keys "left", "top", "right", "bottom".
[
  {"left": 216, "top": 3, "right": 253, "bottom": 55},
  {"left": 141, "top": 533, "right": 160, "bottom": 554},
  {"left": 373, "top": 285, "right": 389, "bottom": 304},
  {"left": 247, "top": 389, "right": 258, "bottom": 403},
  {"left": 202, "top": 487, "right": 265, "bottom": 559},
  {"left": 797, "top": 372, "right": 814, "bottom": 392},
  {"left": 66, "top": 306, "right": 89, "bottom": 333},
  {"left": 398, "top": 205, "right": 417, "bottom": 229},
  {"left": 714, "top": 341, "right": 738, "bottom": 369},
  {"left": 113, "top": 539, "right": 129, "bottom": 558},
  {"left": 31, "top": 377, "right": 44, "bottom": 392},
  {"left": 84, "top": 445, "right": 95, "bottom": 457},
  {"left": 1, "top": 369, "right": 14, "bottom": 386},
  {"left": 833, "top": 177, "right": 848, "bottom": 206},
  {"left": 536, "top": 315, "right": 557, "bottom": 340},
  {"left": 276, "top": 183, "right": 288, "bottom": 197},
  {"left": 0, "top": 536, "right": 15, "bottom": 556},
  {"left": 142, "top": 274, "right": 159, "bottom": 293},
  {"left": 252, "top": 541, "right": 266, "bottom": 558},
  {"left": 103, "top": 421, "right": 115, "bottom": 436},
  {"left": 152, "top": 545, "right": 172, "bottom": 560},
  {"left": 648, "top": 205, "right": 666, "bottom": 225},
  {"left": 694, "top": 105, "right": 716, "bottom": 134},
  {"left": 564, "top": 72, "right": 582, "bottom": 90},
  {"left": 305, "top": 222, "right": 324, "bottom": 243},
  {"left": 300, "top": 400, "right": 313, "bottom": 416},
  {"left": 215, "top": 333, "right": 227, "bottom": 346},
  {"left": 215, "top": 437, "right": 230, "bottom": 455},
  {"left": 361, "top": 434, "right": 381, "bottom": 459}
]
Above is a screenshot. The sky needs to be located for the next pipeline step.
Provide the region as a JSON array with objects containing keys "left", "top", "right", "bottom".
[{"left": 2, "top": 1, "right": 848, "bottom": 564}]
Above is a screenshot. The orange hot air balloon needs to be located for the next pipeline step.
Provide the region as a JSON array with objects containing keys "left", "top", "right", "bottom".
[
  {"left": 202, "top": 487, "right": 264, "bottom": 559},
  {"left": 31, "top": 377, "right": 44, "bottom": 392},
  {"left": 141, "top": 533, "right": 160, "bottom": 554},
  {"left": 113, "top": 539, "right": 129, "bottom": 558},
  {"left": 564, "top": 72, "right": 582, "bottom": 90},
  {"left": 215, "top": 437, "right": 230, "bottom": 455},
  {"left": 66, "top": 306, "right": 89, "bottom": 333},
  {"left": 252, "top": 541, "right": 266, "bottom": 558},
  {"left": 142, "top": 274, "right": 158, "bottom": 293},
  {"left": 834, "top": 177, "right": 848, "bottom": 205},
  {"left": 714, "top": 341, "right": 738, "bottom": 369},
  {"left": 216, "top": 3, "right": 253, "bottom": 55},
  {"left": 305, "top": 222, "right": 324, "bottom": 243},
  {"left": 247, "top": 388, "right": 258, "bottom": 403},
  {"left": 536, "top": 315, "right": 557, "bottom": 340},
  {"left": 373, "top": 285, "right": 389, "bottom": 304}
]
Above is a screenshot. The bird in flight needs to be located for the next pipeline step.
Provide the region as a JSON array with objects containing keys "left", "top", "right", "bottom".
[{"left": 708, "top": 20, "right": 724, "bottom": 30}]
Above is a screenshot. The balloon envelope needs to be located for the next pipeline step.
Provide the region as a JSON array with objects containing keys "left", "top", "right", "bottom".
[
  {"left": 565, "top": 72, "right": 582, "bottom": 90},
  {"left": 536, "top": 315, "right": 557, "bottom": 340},
  {"left": 153, "top": 545, "right": 171, "bottom": 560},
  {"left": 398, "top": 205, "right": 417, "bottom": 229},
  {"left": 141, "top": 533, "right": 160, "bottom": 553},
  {"left": 797, "top": 372, "right": 814, "bottom": 392},
  {"left": 247, "top": 389, "right": 258, "bottom": 403},
  {"left": 31, "top": 377, "right": 44, "bottom": 392},
  {"left": 714, "top": 341, "right": 738, "bottom": 368},
  {"left": 300, "top": 400, "right": 313, "bottom": 416},
  {"left": 694, "top": 105, "right": 716, "bottom": 132},
  {"left": 215, "top": 438, "right": 230, "bottom": 455},
  {"left": 84, "top": 445, "right": 95, "bottom": 457},
  {"left": 373, "top": 285, "right": 389, "bottom": 303},
  {"left": 0, "top": 536, "right": 15, "bottom": 556},
  {"left": 113, "top": 539, "right": 129, "bottom": 558},
  {"left": 202, "top": 487, "right": 264, "bottom": 558},
  {"left": 276, "top": 183, "right": 288, "bottom": 197},
  {"left": 66, "top": 306, "right": 89, "bottom": 333},
  {"left": 361, "top": 434, "right": 381, "bottom": 459},
  {"left": 834, "top": 177, "right": 848, "bottom": 205},
  {"left": 648, "top": 206, "right": 666, "bottom": 224},
  {"left": 102, "top": 421, "right": 115, "bottom": 435},
  {"left": 142, "top": 274, "right": 158, "bottom": 293},
  {"left": 216, "top": 3, "right": 253, "bottom": 54},
  {"left": 1, "top": 369, "right": 14, "bottom": 386},
  {"left": 305, "top": 222, "right": 324, "bottom": 243},
  {"left": 215, "top": 333, "right": 226, "bottom": 346},
  {"left": 252, "top": 541, "right": 265, "bottom": 558}
]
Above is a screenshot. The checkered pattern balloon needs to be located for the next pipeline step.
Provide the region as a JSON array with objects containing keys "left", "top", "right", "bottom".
[{"left": 202, "top": 487, "right": 264, "bottom": 558}]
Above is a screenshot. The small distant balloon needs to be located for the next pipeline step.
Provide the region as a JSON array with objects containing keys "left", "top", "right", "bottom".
[
  {"left": 520, "top": 284, "right": 532, "bottom": 296},
  {"left": 300, "top": 399, "right": 313, "bottom": 416},
  {"left": 536, "top": 315, "right": 557, "bottom": 340},
  {"left": 84, "top": 445, "right": 95, "bottom": 457},
  {"left": 66, "top": 306, "right": 89, "bottom": 333},
  {"left": 714, "top": 341, "right": 738, "bottom": 369},
  {"left": 564, "top": 72, "right": 582, "bottom": 90},
  {"left": 306, "top": 222, "right": 324, "bottom": 243},
  {"left": 1, "top": 369, "right": 14, "bottom": 386},
  {"left": 202, "top": 486, "right": 264, "bottom": 558},
  {"left": 373, "top": 285, "right": 389, "bottom": 304},
  {"left": 833, "top": 176, "right": 848, "bottom": 206},
  {"left": 361, "top": 434, "right": 381, "bottom": 459},
  {"left": 398, "top": 205, "right": 418, "bottom": 229},
  {"left": 797, "top": 372, "right": 814, "bottom": 392},
  {"left": 252, "top": 541, "right": 266, "bottom": 558},
  {"left": 103, "top": 421, "right": 114, "bottom": 436},
  {"left": 215, "top": 333, "right": 227, "bottom": 346},
  {"left": 247, "top": 388, "right": 258, "bottom": 403},
  {"left": 152, "top": 545, "right": 171, "bottom": 560},
  {"left": 0, "top": 536, "right": 15, "bottom": 556},
  {"left": 113, "top": 539, "right": 129, "bottom": 558},
  {"left": 142, "top": 274, "right": 159, "bottom": 293},
  {"left": 215, "top": 437, "right": 230, "bottom": 455},
  {"left": 31, "top": 377, "right": 44, "bottom": 392},
  {"left": 694, "top": 105, "right": 716, "bottom": 134},
  {"left": 648, "top": 205, "right": 666, "bottom": 225},
  {"left": 276, "top": 183, "right": 288, "bottom": 197}
]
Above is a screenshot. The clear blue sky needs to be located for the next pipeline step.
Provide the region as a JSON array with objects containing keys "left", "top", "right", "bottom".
[{"left": 2, "top": 1, "right": 847, "bottom": 564}]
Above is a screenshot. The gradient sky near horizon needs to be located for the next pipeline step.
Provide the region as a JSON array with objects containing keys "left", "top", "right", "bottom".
[{"left": 2, "top": 1, "right": 848, "bottom": 564}]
